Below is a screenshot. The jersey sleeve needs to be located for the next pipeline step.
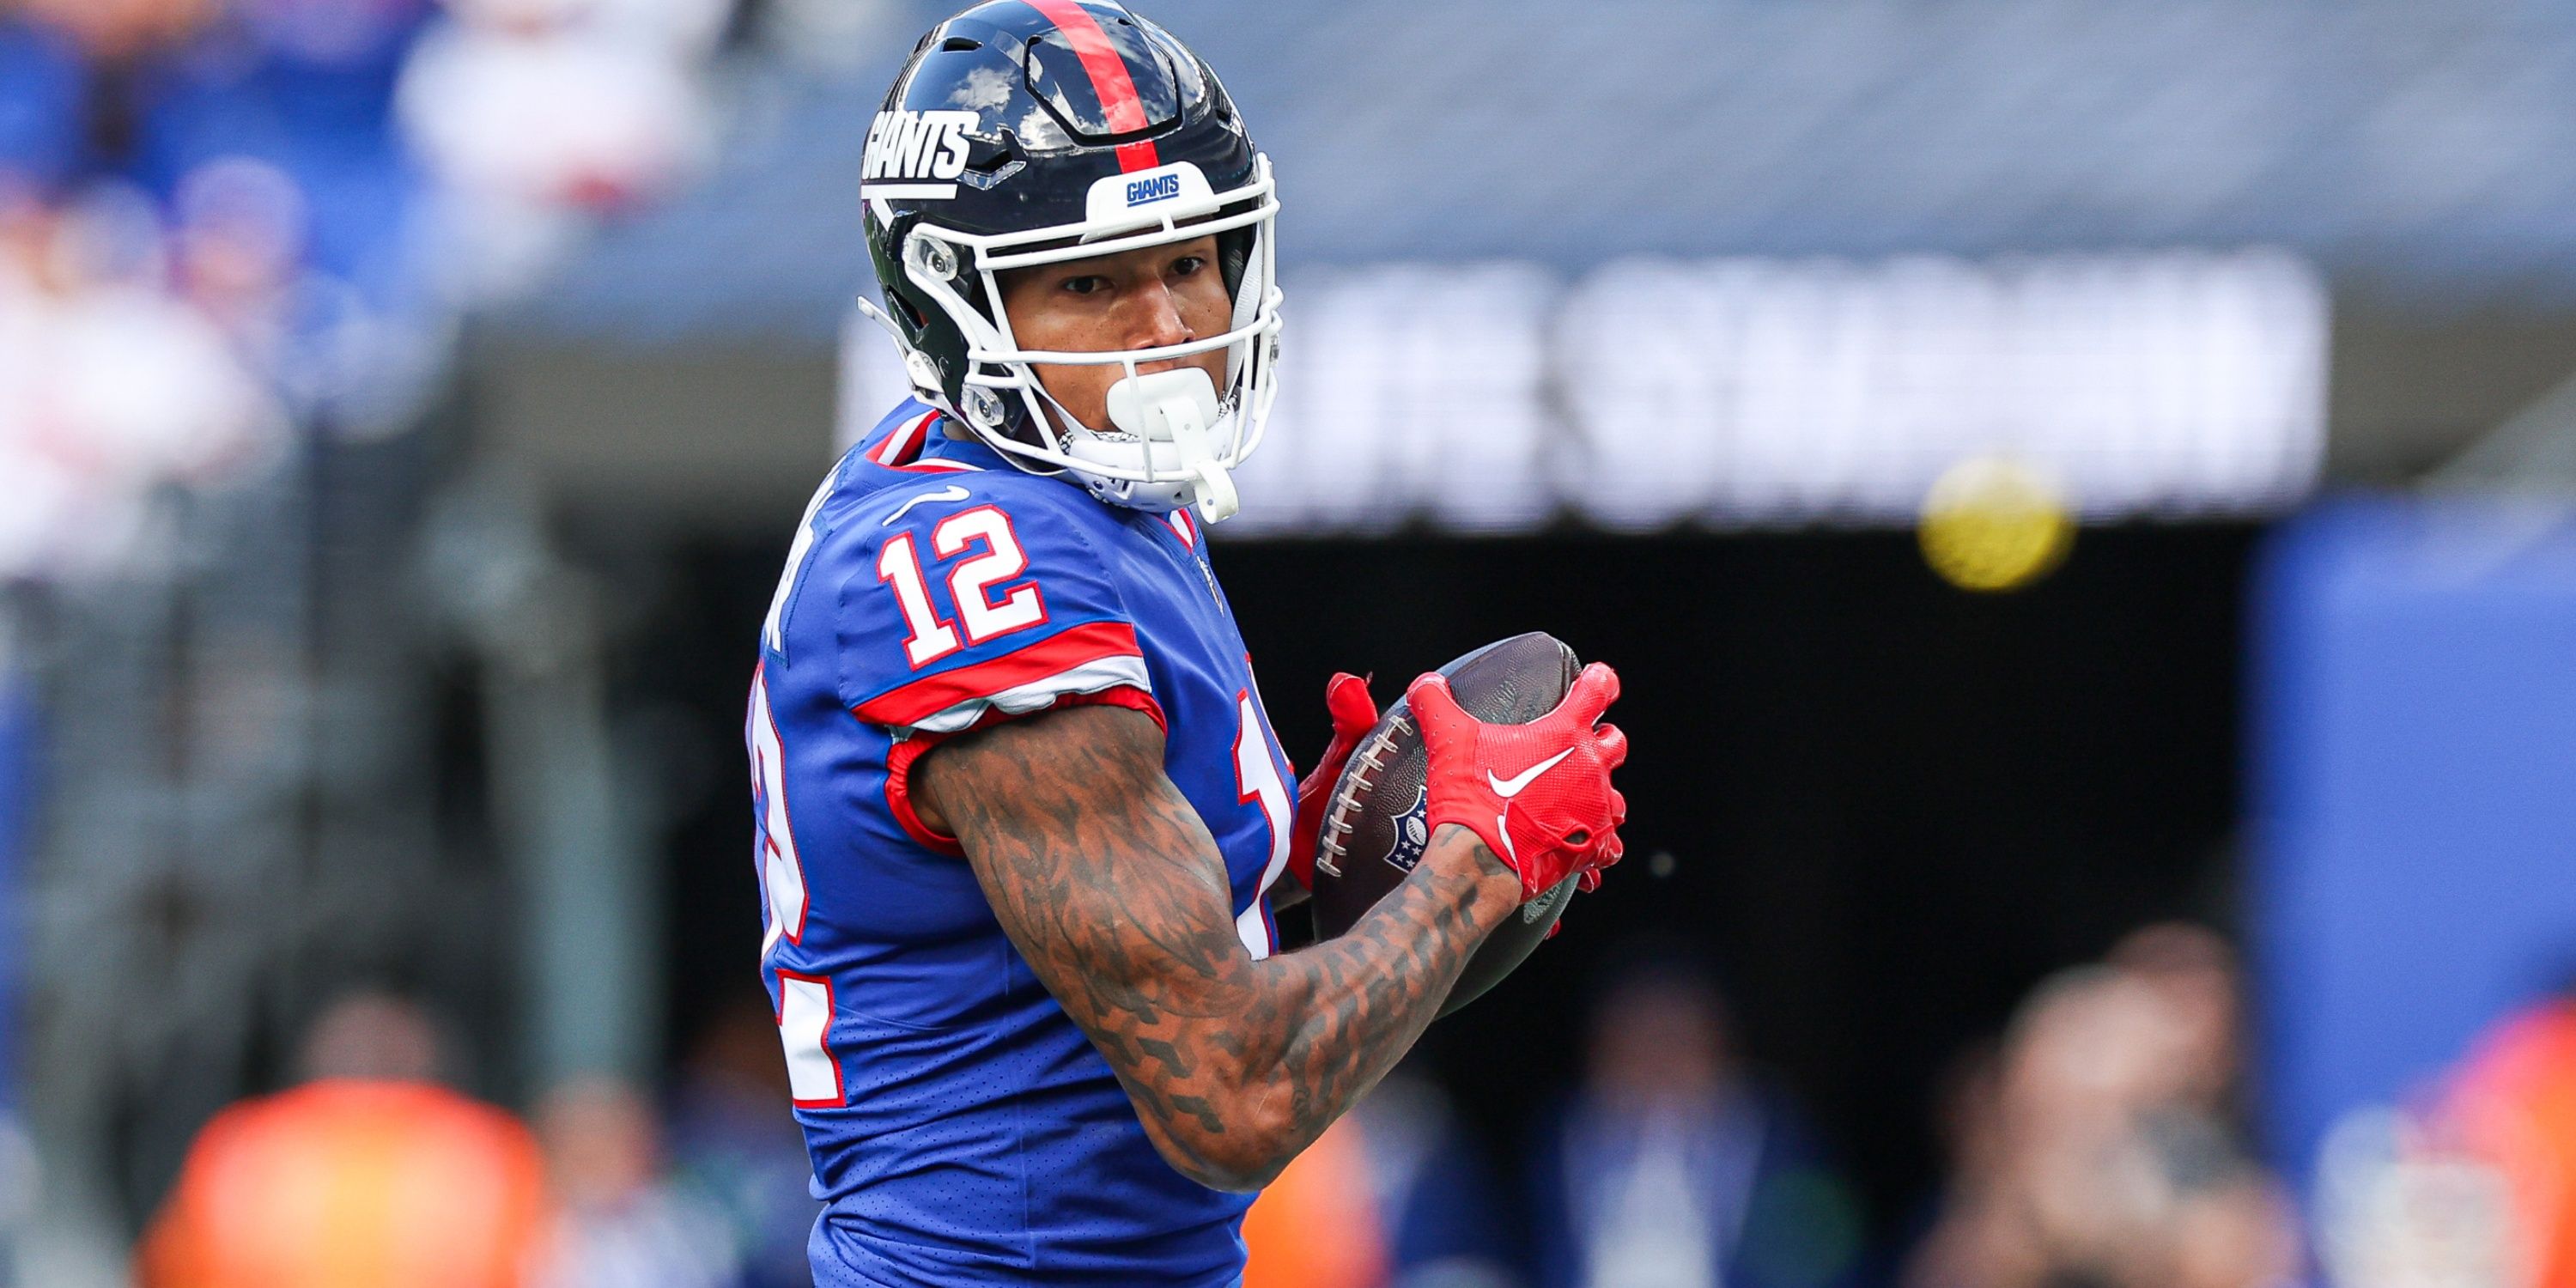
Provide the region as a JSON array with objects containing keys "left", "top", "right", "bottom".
[{"left": 830, "top": 487, "right": 1162, "bottom": 738}]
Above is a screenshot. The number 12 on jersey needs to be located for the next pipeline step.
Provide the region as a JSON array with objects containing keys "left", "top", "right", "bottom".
[{"left": 876, "top": 506, "right": 1048, "bottom": 668}]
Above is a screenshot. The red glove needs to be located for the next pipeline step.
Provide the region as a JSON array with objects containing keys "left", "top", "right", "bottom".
[
  {"left": 1285, "top": 672, "right": 1380, "bottom": 889},
  {"left": 1407, "top": 663, "right": 1627, "bottom": 903}
]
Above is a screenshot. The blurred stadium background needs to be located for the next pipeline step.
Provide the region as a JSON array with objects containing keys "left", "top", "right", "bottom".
[{"left": 4, "top": 0, "right": 2576, "bottom": 1284}]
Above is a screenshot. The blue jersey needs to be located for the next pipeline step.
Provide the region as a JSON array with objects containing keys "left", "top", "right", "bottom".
[{"left": 747, "top": 399, "right": 1297, "bottom": 1286}]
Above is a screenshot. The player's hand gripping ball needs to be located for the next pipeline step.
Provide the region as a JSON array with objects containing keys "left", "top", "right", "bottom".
[
  {"left": 1309, "top": 633, "right": 1628, "bottom": 1016},
  {"left": 1408, "top": 660, "right": 1627, "bottom": 901}
]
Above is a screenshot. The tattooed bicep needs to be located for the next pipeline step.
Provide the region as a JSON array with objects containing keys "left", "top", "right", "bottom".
[
  {"left": 917, "top": 702, "right": 1246, "bottom": 1000},
  {"left": 915, "top": 700, "right": 1165, "bottom": 814}
]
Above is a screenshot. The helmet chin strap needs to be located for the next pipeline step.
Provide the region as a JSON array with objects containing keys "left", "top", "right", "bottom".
[{"left": 1104, "top": 368, "right": 1238, "bottom": 523}]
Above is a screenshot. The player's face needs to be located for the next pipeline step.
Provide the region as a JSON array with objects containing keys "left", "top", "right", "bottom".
[{"left": 997, "top": 234, "right": 1232, "bottom": 436}]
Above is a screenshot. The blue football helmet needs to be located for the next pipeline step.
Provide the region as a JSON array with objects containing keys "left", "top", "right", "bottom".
[{"left": 858, "top": 1, "right": 1282, "bottom": 522}]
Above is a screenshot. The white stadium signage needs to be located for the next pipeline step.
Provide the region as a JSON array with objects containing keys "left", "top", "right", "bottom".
[{"left": 840, "top": 251, "right": 2328, "bottom": 534}]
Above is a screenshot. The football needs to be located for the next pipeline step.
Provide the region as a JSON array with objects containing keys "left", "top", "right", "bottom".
[{"left": 1309, "top": 632, "right": 1586, "bottom": 1017}]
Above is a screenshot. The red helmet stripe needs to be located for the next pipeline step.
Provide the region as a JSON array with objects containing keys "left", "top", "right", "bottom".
[
  {"left": 1113, "top": 139, "right": 1161, "bottom": 173},
  {"left": 1024, "top": 0, "right": 1163, "bottom": 173}
]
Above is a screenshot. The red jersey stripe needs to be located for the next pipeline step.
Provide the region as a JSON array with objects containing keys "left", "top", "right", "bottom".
[
  {"left": 881, "top": 684, "right": 1166, "bottom": 857},
  {"left": 853, "top": 619, "right": 1145, "bottom": 728}
]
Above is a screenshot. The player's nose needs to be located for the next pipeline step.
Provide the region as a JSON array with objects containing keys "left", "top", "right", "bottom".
[{"left": 1125, "top": 280, "right": 1194, "bottom": 367}]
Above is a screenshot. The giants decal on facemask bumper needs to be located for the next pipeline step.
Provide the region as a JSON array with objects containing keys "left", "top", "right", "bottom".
[
  {"left": 864, "top": 110, "right": 975, "bottom": 199},
  {"left": 1082, "top": 162, "right": 1217, "bottom": 227},
  {"left": 1125, "top": 174, "right": 1182, "bottom": 206}
]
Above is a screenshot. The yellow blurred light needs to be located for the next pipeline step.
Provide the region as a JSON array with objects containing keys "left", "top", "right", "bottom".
[{"left": 1917, "top": 457, "right": 2075, "bottom": 592}]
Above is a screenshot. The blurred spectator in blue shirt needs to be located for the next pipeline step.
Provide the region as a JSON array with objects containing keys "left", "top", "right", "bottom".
[
  {"left": 1528, "top": 952, "right": 1862, "bottom": 1288},
  {"left": 127, "top": 0, "right": 431, "bottom": 303},
  {"left": 0, "top": 0, "right": 209, "bottom": 200},
  {"left": 1353, "top": 1069, "right": 1523, "bottom": 1288},
  {"left": 0, "top": 15, "right": 86, "bottom": 191}
]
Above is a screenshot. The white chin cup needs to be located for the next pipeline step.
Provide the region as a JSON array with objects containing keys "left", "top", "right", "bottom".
[{"left": 1069, "top": 368, "right": 1242, "bottom": 523}]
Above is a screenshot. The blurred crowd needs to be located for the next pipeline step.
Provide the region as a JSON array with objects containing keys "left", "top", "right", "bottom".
[
  {"left": 133, "top": 954, "right": 1869, "bottom": 1288},
  {"left": 136, "top": 989, "right": 819, "bottom": 1288},
  {"left": 0, "top": 0, "right": 724, "bottom": 586},
  {"left": 1244, "top": 925, "right": 2298, "bottom": 1288},
  {"left": 1247, "top": 949, "right": 1857, "bottom": 1288},
  {"left": 95, "top": 917, "right": 2576, "bottom": 1287}
]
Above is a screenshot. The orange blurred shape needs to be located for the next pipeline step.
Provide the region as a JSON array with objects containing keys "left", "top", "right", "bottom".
[
  {"left": 2449, "top": 1000, "right": 2576, "bottom": 1288},
  {"left": 1240, "top": 1118, "right": 1389, "bottom": 1288},
  {"left": 137, "top": 1079, "right": 550, "bottom": 1288}
]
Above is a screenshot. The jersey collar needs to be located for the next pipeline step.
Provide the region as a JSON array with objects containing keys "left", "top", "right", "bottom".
[{"left": 863, "top": 404, "right": 997, "bottom": 475}]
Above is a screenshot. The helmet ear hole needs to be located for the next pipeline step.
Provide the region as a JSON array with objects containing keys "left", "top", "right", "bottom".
[
  {"left": 961, "top": 386, "right": 1008, "bottom": 430},
  {"left": 904, "top": 233, "right": 960, "bottom": 282}
]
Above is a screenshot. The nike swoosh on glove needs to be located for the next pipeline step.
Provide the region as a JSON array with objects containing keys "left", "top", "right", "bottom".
[
  {"left": 1406, "top": 662, "right": 1628, "bottom": 904},
  {"left": 1285, "top": 672, "right": 1379, "bottom": 889}
]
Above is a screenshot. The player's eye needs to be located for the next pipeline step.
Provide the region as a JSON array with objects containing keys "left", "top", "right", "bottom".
[
  {"left": 1170, "top": 255, "right": 1206, "bottom": 277},
  {"left": 1060, "top": 275, "right": 1110, "bottom": 296}
]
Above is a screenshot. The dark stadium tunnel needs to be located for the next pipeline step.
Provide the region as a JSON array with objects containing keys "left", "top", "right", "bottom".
[{"left": 621, "top": 520, "right": 2256, "bottom": 1258}]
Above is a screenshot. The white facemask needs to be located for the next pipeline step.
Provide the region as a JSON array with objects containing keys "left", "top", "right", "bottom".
[{"left": 863, "top": 155, "right": 1284, "bottom": 524}]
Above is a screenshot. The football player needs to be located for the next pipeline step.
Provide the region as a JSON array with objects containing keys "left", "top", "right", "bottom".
[{"left": 747, "top": 3, "right": 1630, "bottom": 1284}]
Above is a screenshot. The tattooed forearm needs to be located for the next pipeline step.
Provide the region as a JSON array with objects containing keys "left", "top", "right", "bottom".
[{"left": 915, "top": 702, "right": 1519, "bottom": 1191}]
